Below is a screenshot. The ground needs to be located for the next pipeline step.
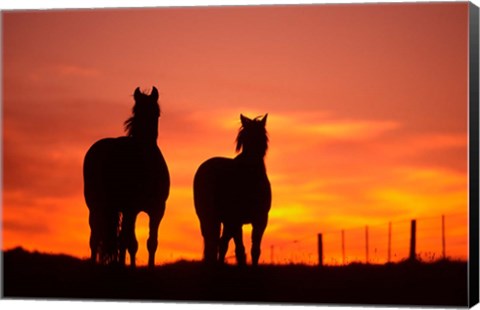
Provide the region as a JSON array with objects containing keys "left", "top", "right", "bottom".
[{"left": 2, "top": 247, "right": 468, "bottom": 307}]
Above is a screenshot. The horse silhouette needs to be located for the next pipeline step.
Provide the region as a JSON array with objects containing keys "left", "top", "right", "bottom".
[
  {"left": 194, "top": 114, "right": 271, "bottom": 266},
  {"left": 83, "top": 87, "right": 170, "bottom": 268}
]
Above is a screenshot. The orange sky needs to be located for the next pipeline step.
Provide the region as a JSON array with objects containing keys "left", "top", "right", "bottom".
[{"left": 2, "top": 3, "right": 470, "bottom": 265}]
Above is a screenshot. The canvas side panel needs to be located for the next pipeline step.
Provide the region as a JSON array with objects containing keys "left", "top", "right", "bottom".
[{"left": 469, "top": 1, "right": 480, "bottom": 307}]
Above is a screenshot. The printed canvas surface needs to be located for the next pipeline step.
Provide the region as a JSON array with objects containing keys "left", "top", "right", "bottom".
[{"left": 1, "top": 2, "right": 475, "bottom": 307}]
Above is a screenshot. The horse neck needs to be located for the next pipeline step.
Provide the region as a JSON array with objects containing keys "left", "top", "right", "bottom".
[
  {"left": 130, "top": 135, "right": 158, "bottom": 149},
  {"left": 128, "top": 116, "right": 159, "bottom": 145},
  {"left": 234, "top": 152, "right": 266, "bottom": 170},
  {"left": 130, "top": 126, "right": 158, "bottom": 147}
]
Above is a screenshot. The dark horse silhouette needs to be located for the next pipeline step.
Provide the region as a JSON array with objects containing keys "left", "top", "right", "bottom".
[
  {"left": 194, "top": 114, "right": 271, "bottom": 266},
  {"left": 83, "top": 87, "right": 170, "bottom": 268}
]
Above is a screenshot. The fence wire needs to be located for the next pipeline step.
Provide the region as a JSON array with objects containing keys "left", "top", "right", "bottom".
[{"left": 253, "top": 212, "right": 468, "bottom": 266}]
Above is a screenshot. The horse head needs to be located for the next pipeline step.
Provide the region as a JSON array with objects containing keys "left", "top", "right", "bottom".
[
  {"left": 236, "top": 114, "right": 269, "bottom": 158},
  {"left": 124, "top": 86, "right": 161, "bottom": 142}
]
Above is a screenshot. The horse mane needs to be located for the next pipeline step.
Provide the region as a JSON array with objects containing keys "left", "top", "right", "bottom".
[
  {"left": 124, "top": 87, "right": 160, "bottom": 137},
  {"left": 235, "top": 114, "right": 269, "bottom": 156},
  {"left": 124, "top": 117, "right": 137, "bottom": 137}
]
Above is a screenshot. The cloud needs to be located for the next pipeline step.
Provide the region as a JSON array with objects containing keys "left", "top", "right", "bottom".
[
  {"left": 3, "top": 219, "right": 50, "bottom": 235},
  {"left": 365, "top": 167, "right": 467, "bottom": 218},
  {"left": 56, "top": 64, "right": 101, "bottom": 78},
  {"left": 270, "top": 113, "right": 401, "bottom": 141}
]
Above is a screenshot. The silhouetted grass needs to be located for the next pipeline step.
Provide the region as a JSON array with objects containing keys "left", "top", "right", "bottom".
[{"left": 2, "top": 247, "right": 468, "bottom": 306}]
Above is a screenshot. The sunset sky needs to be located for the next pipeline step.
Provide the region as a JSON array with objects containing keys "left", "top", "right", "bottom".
[{"left": 2, "top": 2, "right": 470, "bottom": 265}]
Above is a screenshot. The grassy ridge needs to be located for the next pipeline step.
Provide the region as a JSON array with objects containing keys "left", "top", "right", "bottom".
[{"left": 2, "top": 247, "right": 468, "bottom": 306}]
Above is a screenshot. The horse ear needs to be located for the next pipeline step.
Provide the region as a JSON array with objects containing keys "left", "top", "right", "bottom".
[
  {"left": 240, "top": 114, "right": 251, "bottom": 126},
  {"left": 134, "top": 87, "right": 142, "bottom": 101},
  {"left": 151, "top": 87, "right": 159, "bottom": 101},
  {"left": 260, "top": 113, "right": 268, "bottom": 126}
]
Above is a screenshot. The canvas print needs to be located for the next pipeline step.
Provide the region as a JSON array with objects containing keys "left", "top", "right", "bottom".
[{"left": 1, "top": 1, "right": 479, "bottom": 307}]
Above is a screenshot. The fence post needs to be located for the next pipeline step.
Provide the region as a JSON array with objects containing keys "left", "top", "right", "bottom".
[
  {"left": 341, "top": 229, "right": 346, "bottom": 265},
  {"left": 365, "top": 225, "right": 369, "bottom": 264},
  {"left": 317, "top": 233, "right": 323, "bottom": 267},
  {"left": 442, "top": 215, "right": 446, "bottom": 260},
  {"left": 409, "top": 219, "right": 417, "bottom": 261}
]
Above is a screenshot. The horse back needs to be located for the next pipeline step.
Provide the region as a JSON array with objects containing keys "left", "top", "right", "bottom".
[{"left": 193, "top": 157, "right": 271, "bottom": 224}]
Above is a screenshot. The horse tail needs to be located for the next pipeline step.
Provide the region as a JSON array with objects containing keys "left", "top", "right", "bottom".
[
  {"left": 194, "top": 158, "right": 228, "bottom": 264},
  {"left": 194, "top": 171, "right": 215, "bottom": 263},
  {"left": 84, "top": 139, "right": 121, "bottom": 265},
  {"left": 99, "top": 210, "right": 121, "bottom": 265}
]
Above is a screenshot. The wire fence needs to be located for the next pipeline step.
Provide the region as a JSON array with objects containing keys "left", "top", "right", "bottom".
[{"left": 253, "top": 212, "right": 469, "bottom": 266}]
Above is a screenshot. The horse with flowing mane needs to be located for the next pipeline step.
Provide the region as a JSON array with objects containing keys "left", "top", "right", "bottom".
[
  {"left": 194, "top": 114, "right": 271, "bottom": 266},
  {"left": 83, "top": 87, "right": 170, "bottom": 268}
]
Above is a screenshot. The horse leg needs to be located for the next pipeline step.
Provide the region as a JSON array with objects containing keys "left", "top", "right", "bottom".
[
  {"left": 147, "top": 206, "right": 164, "bottom": 269},
  {"left": 219, "top": 224, "right": 233, "bottom": 264},
  {"left": 119, "top": 236, "right": 126, "bottom": 266},
  {"left": 251, "top": 217, "right": 268, "bottom": 266},
  {"left": 200, "top": 218, "right": 221, "bottom": 265},
  {"left": 120, "top": 212, "right": 138, "bottom": 268},
  {"left": 118, "top": 213, "right": 127, "bottom": 266},
  {"left": 232, "top": 225, "right": 246, "bottom": 266}
]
